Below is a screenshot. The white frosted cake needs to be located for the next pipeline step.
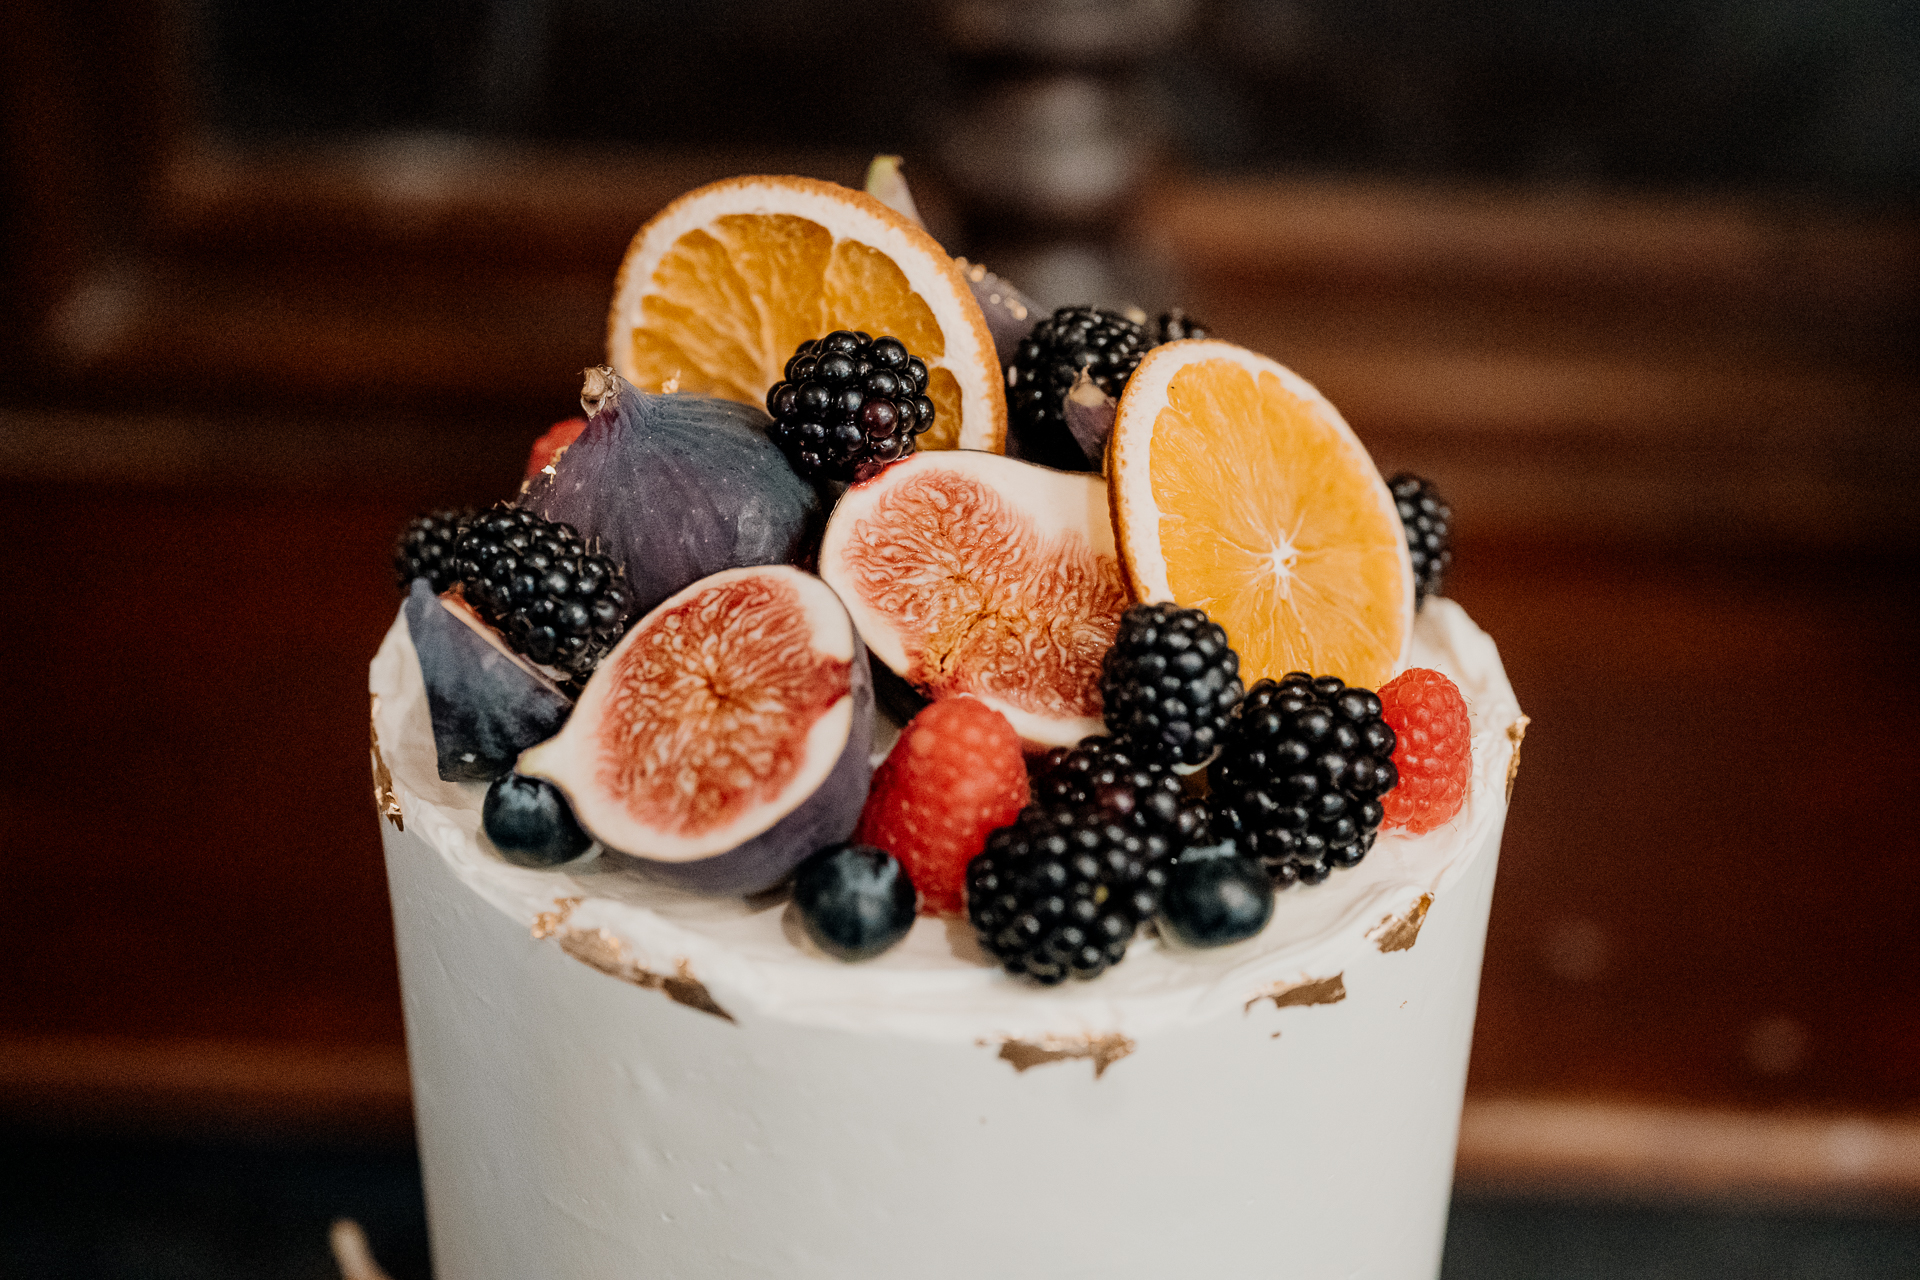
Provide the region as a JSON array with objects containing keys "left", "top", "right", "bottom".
[
  {"left": 370, "top": 168, "right": 1526, "bottom": 1279},
  {"left": 370, "top": 596, "right": 1521, "bottom": 1278}
]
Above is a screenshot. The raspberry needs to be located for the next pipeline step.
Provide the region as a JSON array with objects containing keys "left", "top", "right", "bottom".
[
  {"left": 1376, "top": 668, "right": 1472, "bottom": 834},
  {"left": 526, "top": 417, "right": 588, "bottom": 480},
  {"left": 852, "top": 698, "right": 1029, "bottom": 915}
]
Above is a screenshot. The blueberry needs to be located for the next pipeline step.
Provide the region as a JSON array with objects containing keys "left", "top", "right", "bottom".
[
  {"left": 482, "top": 773, "right": 595, "bottom": 868},
  {"left": 1156, "top": 842, "right": 1274, "bottom": 948},
  {"left": 791, "top": 843, "right": 917, "bottom": 961}
]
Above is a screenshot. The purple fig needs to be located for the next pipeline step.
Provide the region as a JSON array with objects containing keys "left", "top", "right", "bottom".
[
  {"left": 1062, "top": 368, "right": 1118, "bottom": 469},
  {"left": 403, "top": 579, "right": 573, "bottom": 782},
  {"left": 519, "top": 368, "right": 823, "bottom": 619}
]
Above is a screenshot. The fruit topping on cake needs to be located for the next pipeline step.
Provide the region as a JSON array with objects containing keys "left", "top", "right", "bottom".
[
  {"left": 1388, "top": 473, "right": 1453, "bottom": 608},
  {"left": 966, "top": 804, "right": 1173, "bottom": 984},
  {"left": 1100, "top": 603, "right": 1244, "bottom": 769},
  {"left": 403, "top": 581, "right": 574, "bottom": 782},
  {"left": 851, "top": 698, "right": 1029, "bottom": 916},
  {"left": 765, "top": 331, "right": 937, "bottom": 482},
  {"left": 517, "top": 564, "right": 872, "bottom": 896},
  {"left": 394, "top": 509, "right": 472, "bottom": 594},
  {"left": 381, "top": 165, "right": 1495, "bottom": 983},
  {"left": 1377, "top": 668, "right": 1473, "bottom": 833},
  {"left": 1209, "top": 674, "right": 1399, "bottom": 888},
  {"left": 449, "top": 505, "right": 633, "bottom": 690},
  {"left": 819, "top": 449, "right": 1128, "bottom": 750},
  {"left": 1108, "top": 341, "right": 1414, "bottom": 691},
  {"left": 1156, "top": 839, "right": 1275, "bottom": 949},
  {"left": 525, "top": 417, "right": 587, "bottom": 480},
  {"left": 1030, "top": 737, "right": 1202, "bottom": 843},
  {"left": 520, "top": 367, "right": 821, "bottom": 619},
  {"left": 791, "top": 842, "right": 919, "bottom": 961},
  {"left": 607, "top": 174, "right": 1006, "bottom": 454},
  {"left": 482, "top": 772, "right": 595, "bottom": 868}
]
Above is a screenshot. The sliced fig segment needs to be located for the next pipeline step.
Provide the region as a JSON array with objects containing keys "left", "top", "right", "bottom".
[
  {"left": 403, "top": 580, "right": 573, "bottom": 782},
  {"left": 518, "top": 565, "right": 872, "bottom": 896},
  {"left": 819, "top": 451, "right": 1127, "bottom": 750}
]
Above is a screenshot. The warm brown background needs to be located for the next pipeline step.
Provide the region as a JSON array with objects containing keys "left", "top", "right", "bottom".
[{"left": 4, "top": 0, "right": 1916, "bottom": 1205}]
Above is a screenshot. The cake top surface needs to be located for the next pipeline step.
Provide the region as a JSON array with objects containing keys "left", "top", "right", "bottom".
[{"left": 371, "top": 593, "right": 1521, "bottom": 1043}]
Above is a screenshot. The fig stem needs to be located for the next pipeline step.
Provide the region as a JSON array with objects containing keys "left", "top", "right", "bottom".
[{"left": 581, "top": 365, "right": 620, "bottom": 416}]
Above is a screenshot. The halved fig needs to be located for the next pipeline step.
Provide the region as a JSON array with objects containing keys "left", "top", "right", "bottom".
[
  {"left": 818, "top": 451, "right": 1128, "bottom": 749},
  {"left": 403, "top": 579, "right": 573, "bottom": 782},
  {"left": 519, "top": 369, "right": 823, "bottom": 619},
  {"left": 517, "top": 565, "right": 872, "bottom": 895}
]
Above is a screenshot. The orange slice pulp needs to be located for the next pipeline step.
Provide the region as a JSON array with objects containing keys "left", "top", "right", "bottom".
[
  {"left": 608, "top": 175, "right": 1006, "bottom": 453},
  {"left": 1107, "top": 341, "right": 1414, "bottom": 691}
]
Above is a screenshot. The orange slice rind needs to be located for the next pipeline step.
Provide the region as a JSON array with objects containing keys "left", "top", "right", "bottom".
[
  {"left": 1107, "top": 340, "right": 1414, "bottom": 691},
  {"left": 608, "top": 175, "right": 1006, "bottom": 454}
]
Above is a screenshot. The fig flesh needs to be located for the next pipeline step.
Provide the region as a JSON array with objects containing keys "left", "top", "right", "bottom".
[
  {"left": 403, "top": 579, "right": 573, "bottom": 782},
  {"left": 818, "top": 451, "right": 1128, "bottom": 750},
  {"left": 517, "top": 565, "right": 872, "bottom": 896},
  {"left": 519, "top": 369, "right": 822, "bottom": 619}
]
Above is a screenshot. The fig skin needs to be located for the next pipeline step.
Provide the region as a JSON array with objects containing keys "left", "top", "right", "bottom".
[
  {"left": 519, "top": 371, "right": 823, "bottom": 619},
  {"left": 403, "top": 579, "right": 573, "bottom": 782},
  {"left": 519, "top": 565, "right": 874, "bottom": 898}
]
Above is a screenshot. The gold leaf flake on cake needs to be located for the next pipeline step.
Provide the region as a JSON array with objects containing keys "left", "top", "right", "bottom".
[
  {"left": 530, "top": 898, "right": 581, "bottom": 939},
  {"left": 554, "top": 926, "right": 734, "bottom": 1023},
  {"left": 1505, "top": 714, "right": 1531, "bottom": 801},
  {"left": 1370, "top": 894, "right": 1433, "bottom": 953},
  {"left": 1245, "top": 972, "right": 1347, "bottom": 1014},
  {"left": 986, "top": 1032, "right": 1135, "bottom": 1079},
  {"left": 368, "top": 696, "right": 403, "bottom": 832}
]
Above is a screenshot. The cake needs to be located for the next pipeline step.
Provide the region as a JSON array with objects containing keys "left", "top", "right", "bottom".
[{"left": 369, "top": 167, "right": 1527, "bottom": 1278}]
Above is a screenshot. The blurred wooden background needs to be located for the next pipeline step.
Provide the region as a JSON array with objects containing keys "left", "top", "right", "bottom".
[{"left": 3, "top": 0, "right": 1915, "bottom": 1204}]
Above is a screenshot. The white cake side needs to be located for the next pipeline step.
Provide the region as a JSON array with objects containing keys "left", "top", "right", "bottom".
[{"left": 372, "top": 597, "right": 1523, "bottom": 1279}]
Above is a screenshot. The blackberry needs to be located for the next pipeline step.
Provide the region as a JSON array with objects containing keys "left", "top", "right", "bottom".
[
  {"left": 1031, "top": 736, "right": 1208, "bottom": 844},
  {"left": 1100, "top": 603, "right": 1244, "bottom": 768},
  {"left": 451, "top": 505, "right": 633, "bottom": 686},
  {"left": 1209, "top": 673, "right": 1398, "bottom": 889},
  {"left": 966, "top": 804, "right": 1173, "bottom": 984},
  {"left": 1007, "top": 306, "right": 1153, "bottom": 470},
  {"left": 393, "top": 508, "right": 472, "bottom": 593},
  {"left": 1155, "top": 309, "right": 1210, "bottom": 342},
  {"left": 1388, "top": 473, "right": 1452, "bottom": 607},
  {"left": 765, "top": 331, "right": 935, "bottom": 483}
]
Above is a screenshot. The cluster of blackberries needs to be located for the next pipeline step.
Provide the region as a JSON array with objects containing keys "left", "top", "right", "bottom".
[
  {"left": 393, "top": 509, "right": 472, "bottom": 593},
  {"left": 450, "top": 506, "right": 633, "bottom": 685},
  {"left": 1006, "top": 306, "right": 1211, "bottom": 469},
  {"left": 970, "top": 599, "right": 1421, "bottom": 981},
  {"left": 766, "top": 331, "right": 935, "bottom": 482}
]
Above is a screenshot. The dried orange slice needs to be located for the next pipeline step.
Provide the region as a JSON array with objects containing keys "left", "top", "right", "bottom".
[
  {"left": 1107, "top": 341, "right": 1414, "bottom": 690},
  {"left": 608, "top": 175, "right": 1006, "bottom": 453}
]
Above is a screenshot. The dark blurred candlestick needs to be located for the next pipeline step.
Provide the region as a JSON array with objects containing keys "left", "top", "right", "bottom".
[{"left": 934, "top": 0, "right": 1194, "bottom": 309}]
